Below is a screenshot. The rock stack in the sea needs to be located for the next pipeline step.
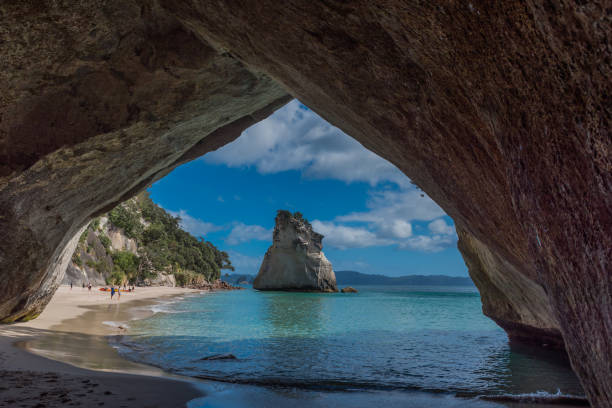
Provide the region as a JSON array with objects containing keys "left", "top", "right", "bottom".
[{"left": 254, "top": 210, "right": 337, "bottom": 292}]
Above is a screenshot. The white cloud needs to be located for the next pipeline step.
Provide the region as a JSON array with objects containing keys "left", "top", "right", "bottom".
[
  {"left": 376, "top": 219, "right": 413, "bottom": 239},
  {"left": 312, "top": 216, "right": 456, "bottom": 252},
  {"left": 204, "top": 100, "right": 409, "bottom": 186},
  {"left": 168, "top": 210, "right": 222, "bottom": 237},
  {"left": 226, "top": 250, "right": 262, "bottom": 272},
  {"left": 309, "top": 187, "right": 457, "bottom": 253},
  {"left": 337, "top": 189, "right": 445, "bottom": 225},
  {"left": 225, "top": 223, "right": 272, "bottom": 245},
  {"left": 198, "top": 99, "right": 458, "bottom": 254},
  {"left": 311, "top": 220, "right": 393, "bottom": 249},
  {"left": 398, "top": 234, "right": 457, "bottom": 252},
  {"left": 428, "top": 219, "right": 455, "bottom": 235}
]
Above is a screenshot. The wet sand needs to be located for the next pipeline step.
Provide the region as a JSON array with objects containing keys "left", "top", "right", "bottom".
[{"left": 0, "top": 285, "right": 205, "bottom": 408}]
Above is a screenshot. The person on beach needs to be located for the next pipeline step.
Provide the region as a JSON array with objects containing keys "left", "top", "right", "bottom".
[
  {"left": 117, "top": 287, "right": 121, "bottom": 300},
  {"left": 88, "top": 283, "right": 92, "bottom": 292},
  {"left": 111, "top": 287, "right": 115, "bottom": 300},
  {"left": 70, "top": 281, "right": 73, "bottom": 290}
]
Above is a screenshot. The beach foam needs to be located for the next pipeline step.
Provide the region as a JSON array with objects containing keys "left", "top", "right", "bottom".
[
  {"left": 103, "top": 321, "right": 130, "bottom": 329},
  {"left": 478, "top": 389, "right": 589, "bottom": 405}
]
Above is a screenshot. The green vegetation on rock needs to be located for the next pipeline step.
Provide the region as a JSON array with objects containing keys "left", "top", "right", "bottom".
[
  {"left": 108, "top": 203, "right": 143, "bottom": 240},
  {"left": 99, "top": 234, "right": 111, "bottom": 251},
  {"left": 135, "top": 192, "right": 233, "bottom": 281},
  {"left": 277, "top": 210, "right": 311, "bottom": 228},
  {"left": 111, "top": 251, "right": 139, "bottom": 283},
  {"left": 71, "top": 192, "right": 232, "bottom": 286}
]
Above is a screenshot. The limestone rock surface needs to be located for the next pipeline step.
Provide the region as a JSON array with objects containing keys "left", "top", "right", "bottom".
[
  {"left": 254, "top": 211, "right": 337, "bottom": 292},
  {"left": 0, "top": 1, "right": 610, "bottom": 406},
  {"left": 0, "top": 0, "right": 288, "bottom": 322}
]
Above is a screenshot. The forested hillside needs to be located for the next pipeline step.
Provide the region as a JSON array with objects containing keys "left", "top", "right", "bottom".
[{"left": 67, "top": 192, "right": 232, "bottom": 286}]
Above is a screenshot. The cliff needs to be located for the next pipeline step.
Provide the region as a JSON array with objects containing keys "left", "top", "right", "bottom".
[
  {"left": 0, "top": 2, "right": 609, "bottom": 405},
  {"left": 64, "top": 192, "right": 232, "bottom": 288},
  {"left": 254, "top": 211, "right": 337, "bottom": 292}
]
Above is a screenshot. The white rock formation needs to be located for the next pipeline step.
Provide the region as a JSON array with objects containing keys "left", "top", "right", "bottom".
[{"left": 254, "top": 211, "right": 337, "bottom": 292}]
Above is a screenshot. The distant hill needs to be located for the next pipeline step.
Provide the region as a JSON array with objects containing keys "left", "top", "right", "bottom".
[
  {"left": 220, "top": 271, "right": 474, "bottom": 287},
  {"left": 335, "top": 271, "right": 474, "bottom": 286},
  {"left": 222, "top": 273, "right": 255, "bottom": 285}
]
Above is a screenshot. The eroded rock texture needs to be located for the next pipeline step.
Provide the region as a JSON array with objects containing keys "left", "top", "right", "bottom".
[
  {"left": 457, "top": 227, "right": 564, "bottom": 348},
  {"left": 254, "top": 211, "right": 337, "bottom": 292},
  {"left": 0, "top": 1, "right": 610, "bottom": 406},
  {"left": 0, "top": 1, "right": 289, "bottom": 321}
]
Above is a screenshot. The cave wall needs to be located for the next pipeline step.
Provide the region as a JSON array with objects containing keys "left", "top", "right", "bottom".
[
  {"left": 0, "top": 0, "right": 289, "bottom": 321},
  {"left": 165, "top": 1, "right": 609, "bottom": 404},
  {"left": 457, "top": 226, "right": 564, "bottom": 348},
  {"left": 0, "top": 1, "right": 610, "bottom": 406}
]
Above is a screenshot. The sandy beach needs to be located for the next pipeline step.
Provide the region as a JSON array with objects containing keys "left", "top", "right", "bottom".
[{"left": 0, "top": 285, "right": 205, "bottom": 408}]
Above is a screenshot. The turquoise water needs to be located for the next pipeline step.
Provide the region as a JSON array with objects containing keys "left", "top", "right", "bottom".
[{"left": 114, "top": 286, "right": 583, "bottom": 405}]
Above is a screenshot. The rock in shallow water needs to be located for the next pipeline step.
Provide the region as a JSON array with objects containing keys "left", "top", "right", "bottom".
[
  {"left": 199, "top": 353, "right": 237, "bottom": 361},
  {"left": 254, "top": 211, "right": 337, "bottom": 292},
  {"left": 341, "top": 287, "right": 358, "bottom": 293}
]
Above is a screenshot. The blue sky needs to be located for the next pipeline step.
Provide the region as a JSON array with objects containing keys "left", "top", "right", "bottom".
[{"left": 148, "top": 100, "right": 467, "bottom": 277}]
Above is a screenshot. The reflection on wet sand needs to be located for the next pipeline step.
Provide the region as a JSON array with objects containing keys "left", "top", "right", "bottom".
[{"left": 19, "top": 298, "right": 177, "bottom": 376}]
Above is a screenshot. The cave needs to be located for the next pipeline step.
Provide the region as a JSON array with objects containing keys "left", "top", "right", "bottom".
[{"left": 0, "top": 1, "right": 609, "bottom": 406}]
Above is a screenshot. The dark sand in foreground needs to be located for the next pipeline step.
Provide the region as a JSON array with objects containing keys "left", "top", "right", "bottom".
[{"left": 0, "top": 286, "right": 203, "bottom": 408}]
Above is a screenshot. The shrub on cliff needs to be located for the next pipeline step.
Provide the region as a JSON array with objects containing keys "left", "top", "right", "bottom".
[
  {"left": 72, "top": 192, "right": 232, "bottom": 285},
  {"left": 134, "top": 192, "right": 233, "bottom": 282},
  {"left": 112, "top": 251, "right": 139, "bottom": 277},
  {"left": 99, "top": 234, "right": 111, "bottom": 251},
  {"left": 107, "top": 268, "right": 127, "bottom": 286},
  {"left": 108, "top": 205, "right": 143, "bottom": 239}
]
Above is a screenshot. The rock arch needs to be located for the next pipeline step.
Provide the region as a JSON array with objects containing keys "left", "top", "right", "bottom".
[{"left": 0, "top": 1, "right": 609, "bottom": 406}]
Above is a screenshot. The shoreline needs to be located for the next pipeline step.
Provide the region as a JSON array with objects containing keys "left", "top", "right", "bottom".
[
  {"left": 0, "top": 285, "right": 206, "bottom": 407},
  {"left": 0, "top": 285, "right": 587, "bottom": 408}
]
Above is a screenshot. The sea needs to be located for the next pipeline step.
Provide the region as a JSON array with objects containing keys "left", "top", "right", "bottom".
[{"left": 111, "top": 285, "right": 585, "bottom": 407}]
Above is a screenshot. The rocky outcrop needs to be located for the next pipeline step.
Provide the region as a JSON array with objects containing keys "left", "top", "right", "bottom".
[
  {"left": 254, "top": 211, "right": 337, "bottom": 292},
  {"left": 457, "top": 228, "right": 564, "bottom": 348},
  {"left": 63, "top": 211, "right": 178, "bottom": 287},
  {"left": 341, "top": 287, "right": 358, "bottom": 294},
  {"left": 0, "top": 1, "right": 609, "bottom": 405},
  {"left": 141, "top": 272, "right": 176, "bottom": 288},
  {"left": 0, "top": 1, "right": 288, "bottom": 323},
  {"left": 189, "top": 279, "right": 243, "bottom": 291},
  {"left": 63, "top": 228, "right": 112, "bottom": 286}
]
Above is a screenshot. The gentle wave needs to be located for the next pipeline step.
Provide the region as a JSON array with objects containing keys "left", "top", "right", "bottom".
[
  {"left": 188, "top": 374, "right": 590, "bottom": 405},
  {"left": 476, "top": 390, "right": 589, "bottom": 406},
  {"left": 189, "top": 374, "right": 448, "bottom": 393},
  {"left": 149, "top": 300, "right": 186, "bottom": 314},
  {"left": 102, "top": 320, "right": 129, "bottom": 329}
]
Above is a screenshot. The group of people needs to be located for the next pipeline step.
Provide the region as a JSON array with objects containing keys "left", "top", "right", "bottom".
[
  {"left": 69, "top": 280, "right": 138, "bottom": 301},
  {"left": 69, "top": 281, "right": 92, "bottom": 292},
  {"left": 110, "top": 285, "right": 136, "bottom": 300}
]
